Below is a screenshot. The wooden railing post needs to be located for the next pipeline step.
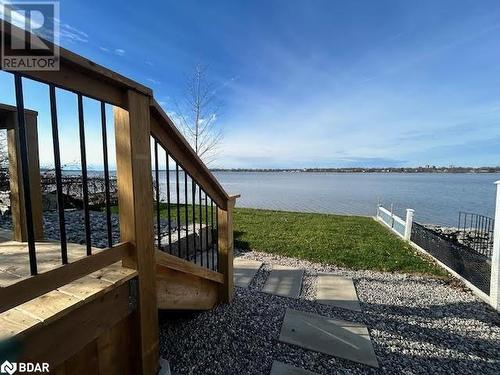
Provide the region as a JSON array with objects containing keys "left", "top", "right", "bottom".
[
  {"left": 5, "top": 109, "right": 44, "bottom": 241},
  {"left": 114, "top": 91, "right": 159, "bottom": 374},
  {"left": 217, "top": 195, "right": 238, "bottom": 303}
]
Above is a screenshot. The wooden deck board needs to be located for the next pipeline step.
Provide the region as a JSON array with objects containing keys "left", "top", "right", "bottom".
[
  {"left": 88, "top": 262, "right": 137, "bottom": 285},
  {"left": 0, "top": 309, "right": 42, "bottom": 340},
  {"left": 0, "top": 240, "right": 136, "bottom": 340},
  {"left": 0, "top": 241, "right": 103, "bottom": 281}
]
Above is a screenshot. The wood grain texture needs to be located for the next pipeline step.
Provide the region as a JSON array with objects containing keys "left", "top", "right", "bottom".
[
  {"left": 150, "top": 100, "right": 229, "bottom": 209},
  {"left": 21, "top": 284, "right": 131, "bottom": 371},
  {"left": 156, "top": 249, "right": 224, "bottom": 284},
  {"left": 2, "top": 22, "right": 152, "bottom": 108},
  {"left": 0, "top": 242, "right": 132, "bottom": 314},
  {"left": 217, "top": 196, "right": 236, "bottom": 303},
  {"left": 114, "top": 90, "right": 159, "bottom": 375},
  {"left": 7, "top": 111, "right": 43, "bottom": 242},
  {"left": 156, "top": 267, "right": 219, "bottom": 310}
]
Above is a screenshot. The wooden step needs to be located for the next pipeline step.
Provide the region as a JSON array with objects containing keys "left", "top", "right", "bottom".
[{"left": 156, "top": 249, "right": 224, "bottom": 310}]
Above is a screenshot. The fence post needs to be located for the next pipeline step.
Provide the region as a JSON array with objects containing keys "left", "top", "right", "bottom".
[
  {"left": 218, "top": 195, "right": 238, "bottom": 303},
  {"left": 490, "top": 181, "right": 500, "bottom": 311},
  {"left": 390, "top": 203, "right": 394, "bottom": 228},
  {"left": 114, "top": 91, "right": 159, "bottom": 374},
  {"left": 404, "top": 209, "right": 414, "bottom": 241}
]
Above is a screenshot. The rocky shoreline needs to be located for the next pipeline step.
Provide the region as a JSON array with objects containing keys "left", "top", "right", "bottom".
[{"left": 423, "top": 224, "right": 493, "bottom": 254}]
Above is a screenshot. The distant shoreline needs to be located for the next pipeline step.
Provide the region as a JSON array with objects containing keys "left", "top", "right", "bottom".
[
  {"left": 210, "top": 167, "right": 500, "bottom": 174},
  {"left": 45, "top": 167, "right": 500, "bottom": 174}
]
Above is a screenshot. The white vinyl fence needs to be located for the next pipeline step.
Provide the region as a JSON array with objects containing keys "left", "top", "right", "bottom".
[
  {"left": 376, "top": 181, "right": 500, "bottom": 312},
  {"left": 376, "top": 205, "right": 414, "bottom": 241}
]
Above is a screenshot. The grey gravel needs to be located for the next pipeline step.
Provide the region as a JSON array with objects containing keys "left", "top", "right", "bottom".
[
  {"left": 159, "top": 251, "right": 500, "bottom": 375},
  {"left": 1, "top": 212, "right": 499, "bottom": 374}
]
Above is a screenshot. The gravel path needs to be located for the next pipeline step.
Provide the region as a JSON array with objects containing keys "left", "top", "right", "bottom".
[{"left": 159, "top": 251, "right": 500, "bottom": 375}]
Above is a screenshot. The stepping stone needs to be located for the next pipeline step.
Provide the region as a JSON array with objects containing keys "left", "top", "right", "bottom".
[
  {"left": 158, "top": 358, "right": 171, "bottom": 375},
  {"left": 270, "top": 361, "right": 318, "bottom": 375},
  {"left": 234, "top": 258, "right": 262, "bottom": 288},
  {"left": 279, "top": 309, "right": 378, "bottom": 368},
  {"left": 316, "top": 274, "right": 361, "bottom": 312},
  {"left": 262, "top": 265, "right": 304, "bottom": 298}
]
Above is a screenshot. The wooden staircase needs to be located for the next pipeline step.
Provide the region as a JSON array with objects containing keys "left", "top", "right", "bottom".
[
  {"left": 155, "top": 249, "right": 223, "bottom": 310},
  {"left": 0, "top": 20, "right": 237, "bottom": 374}
]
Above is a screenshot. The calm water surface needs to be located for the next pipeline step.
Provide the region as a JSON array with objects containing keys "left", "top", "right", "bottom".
[{"left": 212, "top": 172, "right": 500, "bottom": 226}]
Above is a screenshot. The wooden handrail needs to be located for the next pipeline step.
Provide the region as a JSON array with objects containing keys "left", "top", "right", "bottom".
[
  {"left": 1, "top": 21, "right": 152, "bottom": 108},
  {"left": 0, "top": 242, "right": 132, "bottom": 314},
  {"left": 150, "top": 99, "right": 230, "bottom": 210}
]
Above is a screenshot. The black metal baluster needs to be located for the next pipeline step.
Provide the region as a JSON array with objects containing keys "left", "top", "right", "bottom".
[
  {"left": 192, "top": 180, "right": 197, "bottom": 264},
  {"left": 184, "top": 170, "right": 189, "bottom": 260},
  {"left": 77, "top": 94, "right": 92, "bottom": 255},
  {"left": 100, "top": 101, "right": 113, "bottom": 248},
  {"left": 211, "top": 198, "right": 215, "bottom": 271},
  {"left": 176, "top": 163, "right": 181, "bottom": 257},
  {"left": 49, "top": 85, "right": 68, "bottom": 264},
  {"left": 199, "top": 186, "right": 203, "bottom": 266},
  {"left": 14, "top": 74, "right": 37, "bottom": 275},
  {"left": 154, "top": 139, "right": 161, "bottom": 250},
  {"left": 205, "top": 192, "right": 209, "bottom": 267},
  {"left": 473, "top": 214, "right": 479, "bottom": 253},
  {"left": 166, "top": 151, "right": 172, "bottom": 253}
]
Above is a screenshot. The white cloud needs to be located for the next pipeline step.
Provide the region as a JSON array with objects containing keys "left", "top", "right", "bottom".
[
  {"left": 114, "top": 48, "right": 125, "bottom": 56},
  {"left": 58, "top": 22, "right": 88, "bottom": 43},
  {"left": 147, "top": 78, "right": 161, "bottom": 85}
]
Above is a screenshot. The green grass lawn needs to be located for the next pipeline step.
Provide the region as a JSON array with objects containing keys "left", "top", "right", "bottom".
[
  {"left": 110, "top": 204, "right": 445, "bottom": 277},
  {"left": 233, "top": 207, "right": 447, "bottom": 277}
]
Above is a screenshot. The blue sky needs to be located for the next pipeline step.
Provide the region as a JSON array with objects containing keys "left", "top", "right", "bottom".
[{"left": 1, "top": 0, "right": 500, "bottom": 168}]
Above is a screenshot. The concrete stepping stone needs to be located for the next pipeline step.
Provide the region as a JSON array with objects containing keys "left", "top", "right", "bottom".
[
  {"left": 279, "top": 309, "right": 378, "bottom": 368},
  {"left": 316, "top": 274, "right": 361, "bottom": 312},
  {"left": 270, "top": 361, "right": 318, "bottom": 375},
  {"left": 262, "top": 265, "right": 304, "bottom": 298},
  {"left": 159, "top": 358, "right": 171, "bottom": 375},
  {"left": 234, "top": 258, "right": 263, "bottom": 288}
]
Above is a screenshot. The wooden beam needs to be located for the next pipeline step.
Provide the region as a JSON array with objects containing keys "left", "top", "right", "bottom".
[
  {"left": 150, "top": 100, "right": 229, "bottom": 209},
  {"left": 7, "top": 110, "right": 43, "bottom": 242},
  {"left": 217, "top": 196, "right": 237, "bottom": 303},
  {"left": 114, "top": 91, "right": 159, "bottom": 375},
  {"left": 155, "top": 249, "right": 224, "bottom": 284},
  {"left": 1, "top": 21, "right": 152, "bottom": 109},
  {"left": 0, "top": 242, "right": 132, "bottom": 314},
  {"left": 20, "top": 283, "right": 132, "bottom": 370}
]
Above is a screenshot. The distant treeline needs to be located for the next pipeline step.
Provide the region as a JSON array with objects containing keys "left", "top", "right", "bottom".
[{"left": 211, "top": 166, "right": 500, "bottom": 173}]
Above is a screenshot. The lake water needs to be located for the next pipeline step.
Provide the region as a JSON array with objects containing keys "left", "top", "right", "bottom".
[{"left": 211, "top": 172, "right": 500, "bottom": 226}]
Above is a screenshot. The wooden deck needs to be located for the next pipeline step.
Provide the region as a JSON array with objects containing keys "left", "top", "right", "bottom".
[{"left": 0, "top": 238, "right": 137, "bottom": 340}]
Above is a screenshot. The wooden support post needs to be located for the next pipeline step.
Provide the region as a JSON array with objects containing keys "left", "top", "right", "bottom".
[
  {"left": 6, "top": 110, "right": 44, "bottom": 242},
  {"left": 114, "top": 91, "right": 159, "bottom": 374},
  {"left": 217, "top": 195, "right": 238, "bottom": 303}
]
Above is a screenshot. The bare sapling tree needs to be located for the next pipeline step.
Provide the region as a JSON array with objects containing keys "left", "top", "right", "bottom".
[{"left": 175, "top": 63, "right": 223, "bottom": 165}]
